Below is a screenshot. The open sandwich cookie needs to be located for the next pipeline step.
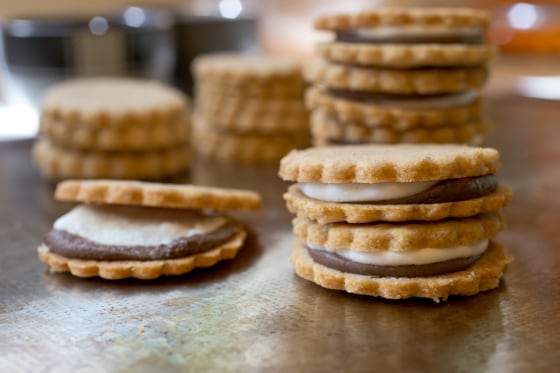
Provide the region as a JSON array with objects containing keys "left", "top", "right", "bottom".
[
  {"left": 38, "top": 180, "right": 261, "bottom": 280},
  {"left": 279, "top": 144, "right": 512, "bottom": 301}
]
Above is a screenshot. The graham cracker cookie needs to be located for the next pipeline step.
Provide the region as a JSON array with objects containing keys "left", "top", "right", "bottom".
[
  {"left": 317, "top": 43, "right": 496, "bottom": 68},
  {"left": 39, "top": 116, "right": 190, "bottom": 151},
  {"left": 303, "top": 59, "right": 487, "bottom": 94},
  {"left": 193, "top": 118, "right": 309, "bottom": 164},
  {"left": 192, "top": 53, "right": 302, "bottom": 82},
  {"left": 291, "top": 240, "right": 511, "bottom": 302},
  {"left": 55, "top": 179, "right": 262, "bottom": 211},
  {"left": 314, "top": 8, "right": 490, "bottom": 31},
  {"left": 310, "top": 110, "right": 488, "bottom": 144},
  {"left": 305, "top": 86, "right": 482, "bottom": 130},
  {"left": 284, "top": 184, "right": 512, "bottom": 224},
  {"left": 41, "top": 78, "right": 188, "bottom": 128},
  {"left": 33, "top": 139, "right": 190, "bottom": 180},
  {"left": 292, "top": 213, "right": 503, "bottom": 252},
  {"left": 279, "top": 144, "right": 499, "bottom": 183},
  {"left": 37, "top": 229, "right": 246, "bottom": 280}
]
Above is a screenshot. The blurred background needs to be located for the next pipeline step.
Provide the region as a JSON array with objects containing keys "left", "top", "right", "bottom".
[{"left": 1, "top": 0, "right": 559, "bottom": 140}]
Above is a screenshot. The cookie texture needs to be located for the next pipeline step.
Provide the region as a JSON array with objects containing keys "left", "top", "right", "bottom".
[
  {"left": 285, "top": 184, "right": 511, "bottom": 224},
  {"left": 37, "top": 230, "right": 246, "bottom": 280},
  {"left": 292, "top": 213, "right": 503, "bottom": 252},
  {"left": 305, "top": 87, "right": 482, "bottom": 130},
  {"left": 314, "top": 8, "right": 490, "bottom": 31},
  {"left": 303, "top": 59, "right": 487, "bottom": 94},
  {"left": 317, "top": 43, "right": 496, "bottom": 68},
  {"left": 55, "top": 179, "right": 262, "bottom": 211},
  {"left": 291, "top": 240, "right": 511, "bottom": 302},
  {"left": 41, "top": 78, "right": 188, "bottom": 128},
  {"left": 310, "top": 109, "right": 487, "bottom": 144},
  {"left": 40, "top": 116, "right": 190, "bottom": 151},
  {"left": 279, "top": 144, "right": 500, "bottom": 183},
  {"left": 33, "top": 139, "right": 190, "bottom": 180},
  {"left": 196, "top": 80, "right": 305, "bottom": 99}
]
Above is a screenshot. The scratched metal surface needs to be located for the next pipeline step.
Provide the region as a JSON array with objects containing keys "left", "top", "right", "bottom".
[{"left": 1, "top": 96, "right": 560, "bottom": 372}]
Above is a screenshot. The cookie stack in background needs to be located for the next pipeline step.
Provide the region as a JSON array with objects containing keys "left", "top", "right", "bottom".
[
  {"left": 33, "top": 78, "right": 191, "bottom": 180},
  {"left": 279, "top": 144, "right": 513, "bottom": 301},
  {"left": 192, "top": 54, "right": 310, "bottom": 165},
  {"left": 304, "top": 8, "right": 495, "bottom": 146}
]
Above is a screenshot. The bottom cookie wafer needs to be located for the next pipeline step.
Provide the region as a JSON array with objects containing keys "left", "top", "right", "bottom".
[
  {"left": 38, "top": 230, "right": 246, "bottom": 280},
  {"left": 290, "top": 240, "right": 512, "bottom": 302}
]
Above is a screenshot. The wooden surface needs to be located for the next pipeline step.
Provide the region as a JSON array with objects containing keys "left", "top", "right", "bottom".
[{"left": 1, "top": 95, "right": 559, "bottom": 372}]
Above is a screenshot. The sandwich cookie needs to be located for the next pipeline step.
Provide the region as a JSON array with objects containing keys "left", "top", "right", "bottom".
[
  {"left": 38, "top": 180, "right": 261, "bottom": 279},
  {"left": 279, "top": 144, "right": 512, "bottom": 301}
]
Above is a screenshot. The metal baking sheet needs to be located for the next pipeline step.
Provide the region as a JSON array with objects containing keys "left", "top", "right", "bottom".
[{"left": 1, "top": 96, "right": 559, "bottom": 371}]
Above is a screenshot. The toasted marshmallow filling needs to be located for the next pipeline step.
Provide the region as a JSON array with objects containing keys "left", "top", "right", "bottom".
[
  {"left": 299, "top": 181, "right": 438, "bottom": 203},
  {"left": 54, "top": 204, "right": 227, "bottom": 246},
  {"left": 308, "top": 240, "right": 489, "bottom": 266}
]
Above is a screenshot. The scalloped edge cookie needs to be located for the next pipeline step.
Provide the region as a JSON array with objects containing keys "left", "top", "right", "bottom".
[
  {"left": 284, "top": 184, "right": 511, "bottom": 224},
  {"left": 40, "top": 116, "right": 190, "bottom": 151},
  {"left": 292, "top": 213, "right": 504, "bottom": 252},
  {"left": 37, "top": 229, "right": 246, "bottom": 280},
  {"left": 310, "top": 109, "right": 488, "bottom": 144},
  {"left": 291, "top": 240, "right": 511, "bottom": 302},
  {"left": 303, "top": 59, "right": 487, "bottom": 94},
  {"left": 196, "top": 78, "right": 306, "bottom": 99},
  {"left": 305, "top": 86, "right": 482, "bottom": 129},
  {"left": 317, "top": 43, "right": 496, "bottom": 68},
  {"left": 55, "top": 179, "right": 261, "bottom": 211},
  {"left": 279, "top": 144, "right": 499, "bottom": 183},
  {"left": 41, "top": 78, "right": 188, "bottom": 128},
  {"left": 33, "top": 139, "right": 190, "bottom": 180},
  {"left": 314, "top": 8, "right": 490, "bottom": 31}
]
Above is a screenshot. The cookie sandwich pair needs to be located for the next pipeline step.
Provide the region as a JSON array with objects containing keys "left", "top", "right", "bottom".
[
  {"left": 192, "top": 54, "right": 309, "bottom": 164},
  {"left": 38, "top": 180, "right": 261, "bottom": 279},
  {"left": 280, "top": 144, "right": 512, "bottom": 301},
  {"left": 34, "top": 78, "right": 190, "bottom": 180},
  {"left": 304, "top": 8, "right": 495, "bottom": 146}
]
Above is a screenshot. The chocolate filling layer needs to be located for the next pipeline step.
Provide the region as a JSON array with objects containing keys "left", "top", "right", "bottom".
[
  {"left": 325, "top": 88, "right": 476, "bottom": 105},
  {"left": 44, "top": 223, "right": 240, "bottom": 261},
  {"left": 335, "top": 31, "right": 484, "bottom": 45},
  {"left": 308, "top": 248, "right": 481, "bottom": 277}
]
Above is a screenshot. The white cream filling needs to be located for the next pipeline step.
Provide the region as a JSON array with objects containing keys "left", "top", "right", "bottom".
[
  {"left": 54, "top": 204, "right": 227, "bottom": 246},
  {"left": 299, "top": 181, "right": 437, "bottom": 203},
  {"left": 351, "top": 25, "right": 482, "bottom": 40},
  {"left": 374, "top": 90, "right": 477, "bottom": 109},
  {"left": 308, "top": 240, "right": 489, "bottom": 266}
]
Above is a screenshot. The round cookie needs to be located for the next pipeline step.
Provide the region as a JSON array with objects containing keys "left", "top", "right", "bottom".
[{"left": 41, "top": 78, "right": 188, "bottom": 128}]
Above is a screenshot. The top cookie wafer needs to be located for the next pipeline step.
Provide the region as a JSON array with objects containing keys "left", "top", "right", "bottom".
[
  {"left": 55, "top": 180, "right": 261, "bottom": 211},
  {"left": 42, "top": 78, "right": 188, "bottom": 127},
  {"left": 192, "top": 53, "right": 302, "bottom": 81},
  {"left": 314, "top": 8, "right": 490, "bottom": 30},
  {"left": 279, "top": 144, "right": 499, "bottom": 183}
]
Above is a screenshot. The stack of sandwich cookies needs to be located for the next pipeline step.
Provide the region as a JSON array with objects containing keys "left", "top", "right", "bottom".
[
  {"left": 38, "top": 180, "right": 261, "bottom": 280},
  {"left": 33, "top": 78, "right": 190, "bottom": 180},
  {"left": 304, "top": 8, "right": 495, "bottom": 146},
  {"left": 192, "top": 54, "right": 309, "bottom": 164},
  {"left": 279, "top": 144, "right": 512, "bottom": 301}
]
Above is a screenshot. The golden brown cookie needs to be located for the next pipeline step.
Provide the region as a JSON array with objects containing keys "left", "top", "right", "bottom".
[
  {"left": 55, "top": 179, "right": 262, "bottom": 211},
  {"left": 279, "top": 144, "right": 499, "bottom": 183},
  {"left": 317, "top": 43, "right": 496, "bottom": 68},
  {"left": 196, "top": 80, "right": 305, "bottom": 99},
  {"left": 33, "top": 139, "right": 190, "bottom": 180},
  {"left": 293, "top": 213, "right": 503, "bottom": 252},
  {"left": 305, "top": 86, "right": 482, "bottom": 130},
  {"left": 310, "top": 109, "right": 488, "bottom": 144},
  {"left": 314, "top": 8, "right": 490, "bottom": 31},
  {"left": 291, "top": 240, "right": 512, "bottom": 302},
  {"left": 39, "top": 116, "right": 190, "bottom": 151},
  {"left": 41, "top": 78, "right": 188, "bottom": 128},
  {"left": 303, "top": 59, "right": 487, "bottom": 94},
  {"left": 37, "top": 229, "right": 246, "bottom": 280},
  {"left": 284, "top": 184, "right": 511, "bottom": 224}
]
